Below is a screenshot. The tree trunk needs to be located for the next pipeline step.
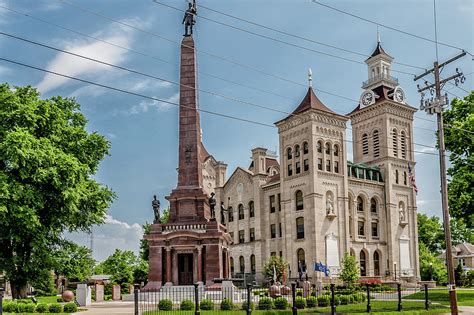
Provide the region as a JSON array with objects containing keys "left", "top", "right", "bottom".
[{"left": 11, "top": 281, "right": 28, "bottom": 299}]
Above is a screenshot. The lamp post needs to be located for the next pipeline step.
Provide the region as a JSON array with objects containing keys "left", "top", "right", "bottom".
[{"left": 429, "top": 262, "right": 433, "bottom": 282}]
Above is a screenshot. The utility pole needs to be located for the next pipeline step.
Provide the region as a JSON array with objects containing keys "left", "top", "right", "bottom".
[{"left": 414, "top": 50, "right": 466, "bottom": 315}]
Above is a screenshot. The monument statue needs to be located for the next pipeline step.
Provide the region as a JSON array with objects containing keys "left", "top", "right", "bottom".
[
  {"left": 399, "top": 206, "right": 406, "bottom": 223},
  {"left": 152, "top": 195, "right": 160, "bottom": 224},
  {"left": 209, "top": 192, "right": 216, "bottom": 220},
  {"left": 182, "top": 0, "right": 197, "bottom": 36},
  {"left": 220, "top": 201, "right": 227, "bottom": 225},
  {"left": 326, "top": 195, "right": 334, "bottom": 215}
]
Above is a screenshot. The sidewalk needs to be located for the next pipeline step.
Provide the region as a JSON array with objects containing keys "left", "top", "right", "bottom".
[{"left": 80, "top": 301, "right": 134, "bottom": 314}]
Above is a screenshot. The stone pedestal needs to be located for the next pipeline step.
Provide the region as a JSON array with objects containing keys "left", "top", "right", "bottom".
[
  {"left": 222, "top": 280, "right": 235, "bottom": 302},
  {"left": 302, "top": 281, "right": 311, "bottom": 298},
  {"left": 112, "top": 285, "right": 121, "bottom": 301},
  {"left": 95, "top": 284, "right": 104, "bottom": 302},
  {"left": 76, "top": 284, "right": 91, "bottom": 307}
]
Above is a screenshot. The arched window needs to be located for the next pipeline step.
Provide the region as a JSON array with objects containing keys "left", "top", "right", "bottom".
[
  {"left": 392, "top": 129, "right": 398, "bottom": 157},
  {"left": 362, "top": 133, "right": 369, "bottom": 155},
  {"left": 287, "top": 147, "right": 292, "bottom": 160},
  {"left": 325, "top": 143, "right": 331, "bottom": 155},
  {"left": 295, "top": 145, "right": 300, "bottom": 158},
  {"left": 373, "top": 130, "right": 380, "bottom": 158},
  {"left": 374, "top": 251, "right": 380, "bottom": 276},
  {"left": 239, "top": 256, "right": 245, "bottom": 273},
  {"left": 249, "top": 201, "right": 255, "bottom": 218},
  {"left": 228, "top": 207, "right": 234, "bottom": 222},
  {"left": 403, "top": 172, "right": 407, "bottom": 185},
  {"left": 360, "top": 250, "right": 367, "bottom": 276},
  {"left": 334, "top": 144, "right": 339, "bottom": 157},
  {"left": 401, "top": 131, "right": 407, "bottom": 159},
  {"left": 238, "top": 204, "right": 244, "bottom": 220},
  {"left": 317, "top": 141, "right": 323, "bottom": 153},
  {"left": 357, "top": 196, "right": 364, "bottom": 212},
  {"left": 295, "top": 190, "right": 304, "bottom": 210},
  {"left": 297, "top": 248, "right": 306, "bottom": 273},
  {"left": 395, "top": 170, "right": 399, "bottom": 184},
  {"left": 250, "top": 255, "right": 256, "bottom": 274},
  {"left": 303, "top": 142, "right": 309, "bottom": 154},
  {"left": 370, "top": 198, "right": 377, "bottom": 213},
  {"left": 296, "top": 217, "right": 304, "bottom": 239},
  {"left": 230, "top": 257, "right": 234, "bottom": 274}
]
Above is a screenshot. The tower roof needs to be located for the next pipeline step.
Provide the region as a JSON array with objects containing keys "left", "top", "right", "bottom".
[
  {"left": 366, "top": 42, "right": 392, "bottom": 61},
  {"left": 291, "top": 87, "right": 336, "bottom": 115}
]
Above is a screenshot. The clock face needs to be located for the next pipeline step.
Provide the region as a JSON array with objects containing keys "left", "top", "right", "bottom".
[
  {"left": 361, "top": 91, "right": 374, "bottom": 106},
  {"left": 394, "top": 87, "right": 405, "bottom": 103}
]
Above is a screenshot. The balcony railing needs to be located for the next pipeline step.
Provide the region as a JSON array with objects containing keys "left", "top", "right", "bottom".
[{"left": 363, "top": 73, "right": 398, "bottom": 88}]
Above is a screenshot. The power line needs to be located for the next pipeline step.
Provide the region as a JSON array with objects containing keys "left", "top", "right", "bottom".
[{"left": 311, "top": 0, "right": 473, "bottom": 57}]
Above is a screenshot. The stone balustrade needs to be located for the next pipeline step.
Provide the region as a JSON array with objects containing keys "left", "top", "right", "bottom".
[{"left": 162, "top": 223, "right": 207, "bottom": 233}]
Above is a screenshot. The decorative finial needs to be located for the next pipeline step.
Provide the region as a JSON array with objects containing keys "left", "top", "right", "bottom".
[
  {"left": 377, "top": 25, "right": 381, "bottom": 44},
  {"left": 308, "top": 68, "right": 313, "bottom": 88}
]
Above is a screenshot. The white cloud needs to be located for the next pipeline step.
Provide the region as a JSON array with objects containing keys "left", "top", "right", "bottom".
[
  {"left": 128, "top": 78, "right": 172, "bottom": 92},
  {"left": 414, "top": 146, "right": 437, "bottom": 155},
  {"left": 106, "top": 133, "right": 117, "bottom": 139},
  {"left": 124, "top": 92, "right": 179, "bottom": 115},
  {"left": 0, "top": 64, "right": 10, "bottom": 76}
]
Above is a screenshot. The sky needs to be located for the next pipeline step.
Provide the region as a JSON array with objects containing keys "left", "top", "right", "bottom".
[{"left": 0, "top": 0, "right": 472, "bottom": 261}]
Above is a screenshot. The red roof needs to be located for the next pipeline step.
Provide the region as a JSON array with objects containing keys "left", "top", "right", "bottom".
[
  {"left": 265, "top": 157, "right": 279, "bottom": 168},
  {"left": 266, "top": 173, "right": 280, "bottom": 184},
  {"left": 291, "top": 87, "right": 335, "bottom": 115}
]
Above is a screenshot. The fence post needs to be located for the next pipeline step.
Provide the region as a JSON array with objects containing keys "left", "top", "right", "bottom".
[
  {"left": 246, "top": 284, "right": 252, "bottom": 315},
  {"left": 330, "top": 283, "right": 336, "bottom": 315},
  {"left": 366, "top": 284, "right": 371, "bottom": 313},
  {"left": 133, "top": 284, "right": 139, "bottom": 315},
  {"left": 397, "top": 283, "right": 402, "bottom": 312},
  {"left": 0, "top": 287, "right": 4, "bottom": 315},
  {"left": 194, "top": 283, "right": 200, "bottom": 315},
  {"left": 291, "top": 282, "right": 297, "bottom": 315},
  {"left": 424, "top": 284, "right": 429, "bottom": 310}
]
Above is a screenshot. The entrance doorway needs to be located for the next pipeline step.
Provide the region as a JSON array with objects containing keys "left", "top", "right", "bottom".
[{"left": 178, "top": 254, "right": 194, "bottom": 285}]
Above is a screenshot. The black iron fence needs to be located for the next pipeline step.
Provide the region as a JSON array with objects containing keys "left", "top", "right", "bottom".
[{"left": 134, "top": 283, "right": 433, "bottom": 314}]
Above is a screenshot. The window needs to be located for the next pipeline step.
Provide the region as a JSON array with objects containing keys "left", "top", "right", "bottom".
[
  {"left": 360, "top": 251, "right": 367, "bottom": 276},
  {"left": 238, "top": 204, "right": 244, "bottom": 220},
  {"left": 374, "top": 252, "right": 380, "bottom": 276},
  {"left": 270, "top": 224, "right": 276, "bottom": 238},
  {"left": 304, "top": 159, "right": 309, "bottom": 172},
  {"left": 370, "top": 198, "right": 377, "bottom": 213},
  {"left": 362, "top": 133, "right": 369, "bottom": 155},
  {"left": 297, "top": 248, "right": 306, "bottom": 273},
  {"left": 287, "top": 148, "right": 292, "bottom": 160},
  {"left": 296, "top": 161, "right": 301, "bottom": 174},
  {"left": 317, "top": 158, "right": 323, "bottom": 170},
  {"left": 334, "top": 144, "right": 339, "bottom": 156},
  {"left": 358, "top": 221, "right": 365, "bottom": 236},
  {"left": 403, "top": 172, "right": 407, "bottom": 185},
  {"left": 371, "top": 222, "right": 378, "bottom": 237},
  {"left": 287, "top": 164, "right": 293, "bottom": 176},
  {"left": 239, "top": 230, "right": 245, "bottom": 243},
  {"left": 249, "top": 228, "right": 255, "bottom": 242},
  {"left": 392, "top": 129, "right": 398, "bottom": 157},
  {"left": 279, "top": 223, "right": 282, "bottom": 237},
  {"left": 334, "top": 161, "right": 339, "bottom": 173},
  {"left": 230, "top": 257, "right": 234, "bottom": 274},
  {"left": 303, "top": 142, "right": 309, "bottom": 154},
  {"left": 250, "top": 255, "right": 256, "bottom": 274},
  {"left": 401, "top": 131, "right": 407, "bottom": 159},
  {"left": 239, "top": 256, "right": 245, "bottom": 273},
  {"left": 325, "top": 143, "right": 331, "bottom": 154},
  {"left": 357, "top": 196, "right": 364, "bottom": 212},
  {"left": 228, "top": 207, "right": 234, "bottom": 222},
  {"left": 277, "top": 193, "right": 281, "bottom": 212},
  {"left": 270, "top": 195, "right": 276, "bottom": 213},
  {"left": 395, "top": 170, "right": 399, "bottom": 184},
  {"left": 349, "top": 216, "right": 353, "bottom": 238},
  {"left": 373, "top": 130, "right": 380, "bottom": 158},
  {"left": 326, "top": 160, "right": 331, "bottom": 172},
  {"left": 317, "top": 141, "right": 323, "bottom": 153},
  {"left": 296, "top": 217, "right": 304, "bottom": 239},
  {"left": 249, "top": 201, "right": 255, "bottom": 218},
  {"left": 295, "top": 190, "right": 304, "bottom": 210},
  {"left": 279, "top": 251, "right": 282, "bottom": 257},
  {"left": 295, "top": 145, "right": 300, "bottom": 157}
]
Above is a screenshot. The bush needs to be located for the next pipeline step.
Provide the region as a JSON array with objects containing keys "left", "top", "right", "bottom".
[
  {"left": 274, "top": 297, "right": 288, "bottom": 310},
  {"left": 158, "top": 299, "right": 173, "bottom": 311},
  {"left": 317, "top": 295, "right": 330, "bottom": 307},
  {"left": 3, "top": 302, "right": 18, "bottom": 313},
  {"left": 56, "top": 297, "right": 63, "bottom": 302},
  {"left": 220, "top": 298, "right": 234, "bottom": 310},
  {"left": 200, "top": 299, "right": 214, "bottom": 310},
  {"left": 334, "top": 295, "right": 341, "bottom": 306},
  {"left": 36, "top": 303, "right": 49, "bottom": 313},
  {"left": 49, "top": 303, "right": 63, "bottom": 313},
  {"left": 296, "top": 289, "right": 303, "bottom": 297},
  {"left": 258, "top": 297, "right": 274, "bottom": 310},
  {"left": 339, "top": 295, "right": 349, "bottom": 305},
  {"left": 241, "top": 300, "right": 255, "bottom": 310},
  {"left": 180, "top": 299, "right": 194, "bottom": 311},
  {"left": 295, "top": 296, "right": 306, "bottom": 309},
  {"left": 20, "top": 303, "right": 36, "bottom": 312},
  {"left": 306, "top": 296, "right": 317, "bottom": 308},
  {"left": 64, "top": 302, "right": 78, "bottom": 313},
  {"left": 347, "top": 295, "right": 354, "bottom": 304}
]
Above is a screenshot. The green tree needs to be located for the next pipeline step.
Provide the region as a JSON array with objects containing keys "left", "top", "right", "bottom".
[
  {"left": 443, "top": 92, "right": 474, "bottom": 227},
  {"left": 52, "top": 240, "right": 95, "bottom": 282},
  {"left": 417, "top": 213, "right": 444, "bottom": 254},
  {"left": 339, "top": 252, "right": 359, "bottom": 286},
  {"left": 0, "top": 84, "right": 115, "bottom": 298},
  {"left": 262, "top": 256, "right": 288, "bottom": 283},
  {"left": 94, "top": 249, "right": 140, "bottom": 285},
  {"left": 419, "top": 243, "right": 447, "bottom": 285}
]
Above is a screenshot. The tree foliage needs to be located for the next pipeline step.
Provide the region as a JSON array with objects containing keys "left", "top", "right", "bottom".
[
  {"left": 94, "top": 249, "right": 147, "bottom": 285},
  {"left": 443, "top": 91, "right": 474, "bottom": 227},
  {"left": 419, "top": 243, "right": 447, "bottom": 285},
  {"left": 262, "top": 256, "right": 288, "bottom": 283},
  {"left": 52, "top": 240, "right": 95, "bottom": 282},
  {"left": 0, "top": 84, "right": 115, "bottom": 298},
  {"left": 339, "top": 252, "right": 359, "bottom": 286}
]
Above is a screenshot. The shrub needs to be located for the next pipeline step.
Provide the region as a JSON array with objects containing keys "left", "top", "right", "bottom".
[
  {"left": 317, "top": 295, "right": 330, "bottom": 307},
  {"left": 339, "top": 295, "right": 349, "bottom": 305},
  {"left": 306, "top": 296, "right": 317, "bottom": 308},
  {"left": 295, "top": 296, "right": 306, "bottom": 309},
  {"left": 334, "top": 295, "right": 341, "bottom": 306},
  {"left": 24, "top": 303, "right": 36, "bottom": 312},
  {"left": 220, "top": 298, "right": 234, "bottom": 310},
  {"left": 347, "top": 295, "right": 354, "bottom": 304},
  {"left": 180, "top": 299, "right": 194, "bottom": 311},
  {"left": 3, "top": 302, "right": 18, "bottom": 313},
  {"left": 358, "top": 293, "right": 366, "bottom": 302},
  {"left": 296, "top": 289, "right": 303, "bottom": 297},
  {"left": 258, "top": 297, "right": 274, "bottom": 310},
  {"left": 200, "top": 299, "right": 214, "bottom": 310},
  {"left": 64, "top": 302, "right": 78, "bottom": 313},
  {"left": 158, "top": 299, "right": 173, "bottom": 311},
  {"left": 49, "top": 303, "right": 63, "bottom": 313},
  {"left": 241, "top": 300, "right": 255, "bottom": 310},
  {"left": 35, "top": 303, "right": 48, "bottom": 313},
  {"left": 274, "top": 297, "right": 288, "bottom": 310},
  {"left": 57, "top": 297, "right": 64, "bottom": 302}
]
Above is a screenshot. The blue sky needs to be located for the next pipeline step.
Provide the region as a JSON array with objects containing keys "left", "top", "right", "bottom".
[{"left": 1, "top": 0, "right": 472, "bottom": 261}]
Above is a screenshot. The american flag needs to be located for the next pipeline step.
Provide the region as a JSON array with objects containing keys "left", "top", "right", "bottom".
[{"left": 408, "top": 163, "right": 418, "bottom": 194}]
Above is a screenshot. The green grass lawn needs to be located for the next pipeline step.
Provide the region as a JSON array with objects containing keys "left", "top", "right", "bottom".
[
  {"left": 36, "top": 295, "right": 62, "bottom": 304},
  {"left": 404, "top": 289, "right": 474, "bottom": 306}
]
